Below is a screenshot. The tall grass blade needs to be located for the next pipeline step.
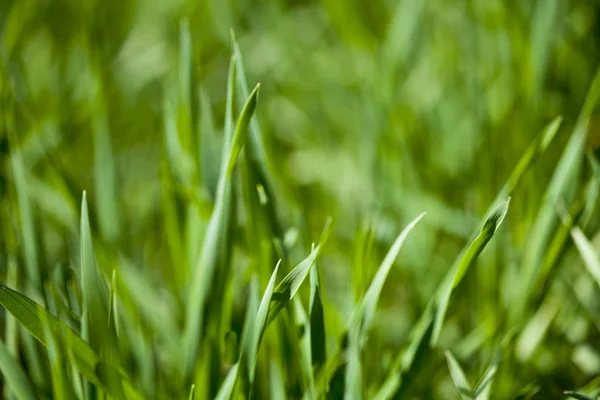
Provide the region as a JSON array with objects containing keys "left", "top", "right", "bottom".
[
  {"left": 432, "top": 198, "right": 510, "bottom": 345},
  {"left": 183, "top": 55, "right": 258, "bottom": 375}
]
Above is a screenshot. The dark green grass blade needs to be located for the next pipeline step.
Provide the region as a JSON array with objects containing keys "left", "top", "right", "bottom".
[{"left": 309, "top": 261, "right": 326, "bottom": 371}]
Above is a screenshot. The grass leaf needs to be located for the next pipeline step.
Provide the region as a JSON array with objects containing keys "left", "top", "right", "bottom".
[
  {"left": 432, "top": 198, "right": 510, "bottom": 345},
  {"left": 446, "top": 351, "right": 473, "bottom": 400}
]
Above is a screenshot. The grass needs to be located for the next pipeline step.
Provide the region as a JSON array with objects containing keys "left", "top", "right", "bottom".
[{"left": 2, "top": 0, "right": 600, "bottom": 399}]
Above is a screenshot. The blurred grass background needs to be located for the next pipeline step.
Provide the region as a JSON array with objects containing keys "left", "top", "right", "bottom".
[{"left": 2, "top": 0, "right": 600, "bottom": 399}]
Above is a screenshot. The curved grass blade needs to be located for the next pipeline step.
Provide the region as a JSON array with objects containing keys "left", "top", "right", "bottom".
[
  {"left": 344, "top": 213, "right": 425, "bottom": 400},
  {"left": 431, "top": 198, "right": 510, "bottom": 345},
  {"left": 0, "top": 339, "right": 38, "bottom": 400},
  {"left": 446, "top": 351, "right": 473, "bottom": 400},
  {"left": 473, "top": 362, "right": 498, "bottom": 400},
  {"left": 0, "top": 284, "right": 136, "bottom": 399},
  {"left": 183, "top": 58, "right": 258, "bottom": 374},
  {"left": 355, "top": 212, "right": 425, "bottom": 342},
  {"left": 267, "top": 218, "right": 333, "bottom": 325}
]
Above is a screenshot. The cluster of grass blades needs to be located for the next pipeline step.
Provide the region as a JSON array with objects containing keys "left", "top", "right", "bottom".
[{"left": 3, "top": 14, "right": 600, "bottom": 400}]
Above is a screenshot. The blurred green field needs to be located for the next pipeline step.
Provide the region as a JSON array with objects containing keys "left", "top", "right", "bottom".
[{"left": 2, "top": 0, "right": 600, "bottom": 399}]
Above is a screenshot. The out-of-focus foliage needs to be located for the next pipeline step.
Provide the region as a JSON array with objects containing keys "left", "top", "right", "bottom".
[{"left": 2, "top": 0, "right": 600, "bottom": 398}]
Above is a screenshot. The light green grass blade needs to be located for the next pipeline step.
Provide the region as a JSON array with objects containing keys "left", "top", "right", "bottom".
[
  {"left": 515, "top": 295, "right": 560, "bottom": 362},
  {"left": 571, "top": 227, "right": 600, "bottom": 290},
  {"left": 267, "top": 218, "right": 333, "bottom": 325},
  {"left": 355, "top": 212, "right": 425, "bottom": 342},
  {"left": 270, "top": 360, "right": 287, "bottom": 399},
  {"left": 344, "top": 213, "right": 425, "bottom": 400},
  {"left": 214, "top": 363, "right": 239, "bottom": 400},
  {"left": 0, "top": 339, "right": 38, "bottom": 400},
  {"left": 244, "top": 262, "right": 280, "bottom": 385},
  {"left": 431, "top": 198, "right": 510, "bottom": 345},
  {"left": 446, "top": 351, "right": 474, "bottom": 400},
  {"left": 564, "top": 391, "right": 596, "bottom": 400},
  {"left": 226, "top": 83, "right": 260, "bottom": 177},
  {"left": 473, "top": 362, "right": 498, "bottom": 400}
]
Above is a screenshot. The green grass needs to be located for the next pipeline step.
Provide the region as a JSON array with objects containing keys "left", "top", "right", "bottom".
[{"left": 2, "top": 0, "right": 600, "bottom": 399}]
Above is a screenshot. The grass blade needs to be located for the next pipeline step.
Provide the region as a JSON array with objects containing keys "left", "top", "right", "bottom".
[
  {"left": 309, "top": 261, "right": 326, "bottom": 371},
  {"left": 564, "top": 392, "right": 596, "bottom": 400},
  {"left": 243, "top": 262, "right": 280, "bottom": 386},
  {"left": 445, "top": 351, "right": 473, "bottom": 400},
  {"left": 214, "top": 363, "right": 239, "bottom": 400},
  {"left": 571, "top": 227, "right": 600, "bottom": 289},
  {"left": 0, "top": 284, "right": 135, "bottom": 398},
  {"left": 0, "top": 339, "right": 38, "bottom": 400},
  {"left": 355, "top": 212, "right": 425, "bottom": 342},
  {"left": 183, "top": 55, "right": 259, "bottom": 375},
  {"left": 226, "top": 83, "right": 260, "bottom": 177},
  {"left": 432, "top": 198, "right": 510, "bottom": 345},
  {"left": 267, "top": 218, "right": 333, "bottom": 325}
]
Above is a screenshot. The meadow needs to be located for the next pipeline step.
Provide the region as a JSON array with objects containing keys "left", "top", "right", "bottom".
[{"left": 2, "top": 0, "right": 600, "bottom": 399}]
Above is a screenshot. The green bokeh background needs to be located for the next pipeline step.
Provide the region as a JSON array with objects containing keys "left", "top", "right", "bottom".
[{"left": 2, "top": 0, "right": 600, "bottom": 398}]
